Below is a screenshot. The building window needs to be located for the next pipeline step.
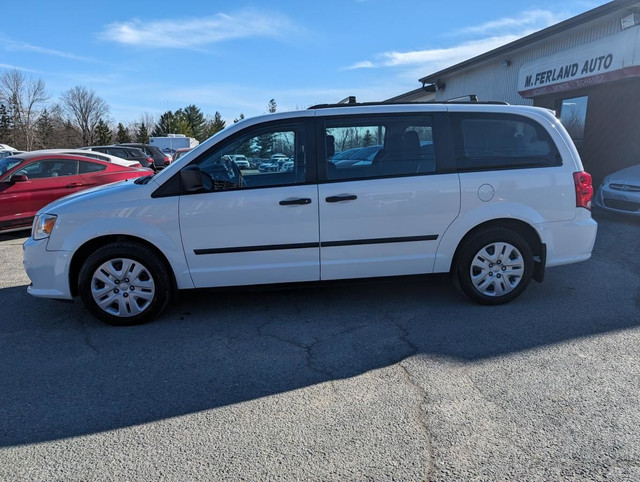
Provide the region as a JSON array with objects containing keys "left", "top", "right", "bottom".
[{"left": 559, "top": 96, "right": 588, "bottom": 148}]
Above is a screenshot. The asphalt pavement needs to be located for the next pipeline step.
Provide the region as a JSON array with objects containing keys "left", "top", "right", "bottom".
[{"left": 0, "top": 210, "right": 638, "bottom": 480}]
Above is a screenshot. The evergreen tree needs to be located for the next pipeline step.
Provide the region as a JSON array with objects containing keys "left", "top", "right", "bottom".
[
  {"left": 268, "top": 99, "right": 277, "bottom": 113},
  {"left": 183, "top": 104, "right": 206, "bottom": 141},
  {"left": 362, "top": 129, "right": 374, "bottom": 147},
  {"left": 36, "top": 109, "right": 55, "bottom": 148},
  {"left": 0, "top": 103, "right": 13, "bottom": 145},
  {"left": 205, "top": 111, "right": 226, "bottom": 138},
  {"left": 151, "top": 111, "right": 176, "bottom": 137},
  {"left": 95, "top": 119, "right": 112, "bottom": 145},
  {"left": 62, "top": 119, "right": 81, "bottom": 148},
  {"left": 136, "top": 122, "right": 149, "bottom": 144},
  {"left": 115, "top": 123, "right": 131, "bottom": 143},
  {"left": 151, "top": 110, "right": 192, "bottom": 137}
]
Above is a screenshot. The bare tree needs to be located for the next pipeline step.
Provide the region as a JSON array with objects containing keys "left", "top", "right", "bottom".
[
  {"left": 61, "top": 86, "right": 109, "bottom": 146},
  {"left": 138, "top": 112, "right": 156, "bottom": 136},
  {"left": 0, "top": 69, "right": 48, "bottom": 150}
]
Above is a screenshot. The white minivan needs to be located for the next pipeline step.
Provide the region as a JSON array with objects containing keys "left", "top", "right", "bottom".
[{"left": 23, "top": 102, "right": 597, "bottom": 325}]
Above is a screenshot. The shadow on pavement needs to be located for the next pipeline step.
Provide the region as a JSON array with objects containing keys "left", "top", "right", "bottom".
[{"left": 0, "top": 215, "right": 638, "bottom": 446}]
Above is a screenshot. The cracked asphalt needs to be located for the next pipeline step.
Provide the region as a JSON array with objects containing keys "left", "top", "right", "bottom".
[{"left": 0, "top": 210, "right": 639, "bottom": 480}]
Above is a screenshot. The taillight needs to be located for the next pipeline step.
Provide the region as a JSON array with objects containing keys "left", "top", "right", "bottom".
[
  {"left": 164, "top": 156, "right": 171, "bottom": 165},
  {"left": 573, "top": 171, "right": 593, "bottom": 210},
  {"left": 146, "top": 157, "right": 154, "bottom": 164}
]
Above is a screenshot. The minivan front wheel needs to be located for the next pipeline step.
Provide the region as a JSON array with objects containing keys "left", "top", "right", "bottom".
[
  {"left": 454, "top": 228, "right": 533, "bottom": 305},
  {"left": 78, "top": 242, "right": 172, "bottom": 326}
]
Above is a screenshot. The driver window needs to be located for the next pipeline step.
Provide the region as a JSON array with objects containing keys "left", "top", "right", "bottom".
[{"left": 195, "top": 124, "right": 306, "bottom": 191}]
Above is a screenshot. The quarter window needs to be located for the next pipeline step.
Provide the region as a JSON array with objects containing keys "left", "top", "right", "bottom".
[
  {"left": 325, "top": 115, "right": 436, "bottom": 181},
  {"left": 80, "top": 161, "right": 107, "bottom": 173},
  {"left": 453, "top": 114, "right": 560, "bottom": 170}
]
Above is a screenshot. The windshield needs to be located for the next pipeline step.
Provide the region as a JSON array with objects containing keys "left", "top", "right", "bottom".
[{"left": 0, "top": 157, "right": 23, "bottom": 176}]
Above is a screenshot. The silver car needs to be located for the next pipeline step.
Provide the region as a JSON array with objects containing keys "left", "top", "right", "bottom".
[{"left": 595, "top": 164, "right": 640, "bottom": 215}]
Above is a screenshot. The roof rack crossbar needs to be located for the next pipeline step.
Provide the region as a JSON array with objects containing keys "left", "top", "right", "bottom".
[{"left": 308, "top": 100, "right": 508, "bottom": 109}]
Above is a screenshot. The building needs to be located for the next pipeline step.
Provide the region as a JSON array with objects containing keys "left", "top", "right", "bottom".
[{"left": 390, "top": 0, "right": 640, "bottom": 183}]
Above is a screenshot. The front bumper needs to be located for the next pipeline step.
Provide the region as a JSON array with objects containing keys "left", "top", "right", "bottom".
[
  {"left": 595, "top": 184, "right": 640, "bottom": 215},
  {"left": 23, "top": 237, "right": 74, "bottom": 300}
]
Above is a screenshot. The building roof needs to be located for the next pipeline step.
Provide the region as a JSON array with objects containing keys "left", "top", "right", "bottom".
[{"left": 419, "top": 0, "right": 640, "bottom": 84}]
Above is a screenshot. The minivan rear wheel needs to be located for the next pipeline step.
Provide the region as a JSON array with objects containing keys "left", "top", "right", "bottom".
[
  {"left": 78, "top": 242, "right": 172, "bottom": 326},
  {"left": 454, "top": 228, "right": 533, "bottom": 305}
]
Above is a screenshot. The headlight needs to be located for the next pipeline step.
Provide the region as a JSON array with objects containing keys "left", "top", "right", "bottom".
[{"left": 32, "top": 214, "right": 57, "bottom": 240}]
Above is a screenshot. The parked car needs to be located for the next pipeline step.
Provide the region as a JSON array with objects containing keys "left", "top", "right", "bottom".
[
  {"left": 172, "top": 147, "right": 191, "bottom": 161},
  {"left": 0, "top": 152, "right": 151, "bottom": 233},
  {"left": 258, "top": 160, "right": 275, "bottom": 172},
  {"left": 231, "top": 155, "right": 250, "bottom": 169},
  {"left": 333, "top": 145, "right": 382, "bottom": 167},
  {"left": 33, "top": 149, "right": 143, "bottom": 168},
  {"left": 594, "top": 164, "right": 640, "bottom": 215},
  {"left": 23, "top": 102, "right": 597, "bottom": 326},
  {"left": 80, "top": 145, "right": 155, "bottom": 169},
  {"left": 120, "top": 143, "right": 172, "bottom": 169}
]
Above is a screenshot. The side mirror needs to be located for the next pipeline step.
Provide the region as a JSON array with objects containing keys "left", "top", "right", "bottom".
[
  {"left": 9, "top": 173, "right": 28, "bottom": 183},
  {"left": 180, "top": 165, "right": 204, "bottom": 192}
]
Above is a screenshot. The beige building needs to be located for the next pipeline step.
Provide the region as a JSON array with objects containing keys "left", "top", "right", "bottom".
[{"left": 390, "top": 0, "right": 640, "bottom": 183}]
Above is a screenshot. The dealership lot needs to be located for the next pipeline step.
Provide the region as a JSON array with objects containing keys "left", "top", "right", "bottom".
[{"left": 0, "top": 211, "right": 639, "bottom": 479}]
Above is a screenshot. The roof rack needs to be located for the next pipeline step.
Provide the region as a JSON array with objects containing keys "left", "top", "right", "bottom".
[{"left": 308, "top": 98, "right": 509, "bottom": 110}]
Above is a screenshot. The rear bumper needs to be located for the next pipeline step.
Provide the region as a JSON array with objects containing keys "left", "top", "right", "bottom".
[
  {"left": 538, "top": 209, "right": 598, "bottom": 268},
  {"left": 23, "top": 237, "right": 73, "bottom": 300}
]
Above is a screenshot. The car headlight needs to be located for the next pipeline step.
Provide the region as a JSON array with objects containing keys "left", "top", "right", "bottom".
[{"left": 32, "top": 214, "right": 58, "bottom": 240}]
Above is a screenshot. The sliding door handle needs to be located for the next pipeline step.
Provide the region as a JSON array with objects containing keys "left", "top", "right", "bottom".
[
  {"left": 279, "top": 197, "right": 312, "bottom": 206},
  {"left": 325, "top": 194, "right": 357, "bottom": 203}
]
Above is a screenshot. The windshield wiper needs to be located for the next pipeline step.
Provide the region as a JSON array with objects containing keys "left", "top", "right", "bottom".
[{"left": 134, "top": 174, "right": 155, "bottom": 185}]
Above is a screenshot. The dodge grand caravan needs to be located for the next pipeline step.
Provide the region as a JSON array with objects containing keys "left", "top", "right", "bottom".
[{"left": 23, "top": 102, "right": 597, "bottom": 325}]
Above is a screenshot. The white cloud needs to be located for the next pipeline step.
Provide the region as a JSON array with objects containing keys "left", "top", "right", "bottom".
[
  {"left": 453, "top": 9, "right": 567, "bottom": 36},
  {"left": 0, "top": 63, "right": 42, "bottom": 74},
  {"left": 0, "top": 35, "right": 97, "bottom": 63},
  {"left": 347, "top": 34, "right": 525, "bottom": 72},
  {"left": 100, "top": 10, "right": 299, "bottom": 48},
  {"left": 345, "top": 9, "right": 566, "bottom": 75},
  {"left": 344, "top": 60, "right": 375, "bottom": 70}
]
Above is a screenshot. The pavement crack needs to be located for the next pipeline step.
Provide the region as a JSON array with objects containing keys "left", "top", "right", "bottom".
[
  {"left": 397, "top": 361, "right": 434, "bottom": 481},
  {"left": 256, "top": 316, "right": 335, "bottom": 379},
  {"left": 387, "top": 312, "right": 434, "bottom": 480},
  {"left": 78, "top": 318, "right": 100, "bottom": 355}
]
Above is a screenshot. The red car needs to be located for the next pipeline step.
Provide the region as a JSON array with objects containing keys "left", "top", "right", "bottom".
[{"left": 0, "top": 152, "right": 152, "bottom": 233}]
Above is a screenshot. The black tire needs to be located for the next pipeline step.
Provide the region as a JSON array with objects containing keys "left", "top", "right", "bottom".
[
  {"left": 453, "top": 228, "right": 533, "bottom": 305},
  {"left": 78, "top": 242, "right": 172, "bottom": 326}
]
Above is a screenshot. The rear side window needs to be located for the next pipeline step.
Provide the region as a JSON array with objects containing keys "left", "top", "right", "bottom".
[
  {"left": 80, "top": 161, "right": 107, "bottom": 173},
  {"left": 107, "top": 148, "right": 129, "bottom": 158},
  {"left": 452, "top": 113, "right": 560, "bottom": 171}
]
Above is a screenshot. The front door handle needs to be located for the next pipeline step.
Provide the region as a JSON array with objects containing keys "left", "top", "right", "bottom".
[
  {"left": 326, "top": 194, "right": 357, "bottom": 203},
  {"left": 279, "top": 197, "right": 312, "bottom": 206}
]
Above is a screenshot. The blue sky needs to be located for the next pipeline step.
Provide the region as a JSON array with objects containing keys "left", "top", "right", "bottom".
[{"left": 1, "top": 0, "right": 605, "bottom": 124}]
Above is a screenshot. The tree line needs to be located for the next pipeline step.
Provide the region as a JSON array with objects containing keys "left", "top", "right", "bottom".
[{"left": 0, "top": 69, "right": 261, "bottom": 151}]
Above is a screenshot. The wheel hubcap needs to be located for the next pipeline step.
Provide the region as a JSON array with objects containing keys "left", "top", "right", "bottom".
[
  {"left": 90, "top": 258, "right": 155, "bottom": 317},
  {"left": 470, "top": 242, "right": 524, "bottom": 297}
]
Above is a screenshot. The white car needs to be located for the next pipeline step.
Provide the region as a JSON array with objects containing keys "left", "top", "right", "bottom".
[
  {"left": 594, "top": 164, "right": 640, "bottom": 215},
  {"left": 32, "top": 149, "right": 143, "bottom": 169},
  {"left": 230, "top": 155, "right": 250, "bottom": 169},
  {"left": 23, "top": 102, "right": 597, "bottom": 325}
]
